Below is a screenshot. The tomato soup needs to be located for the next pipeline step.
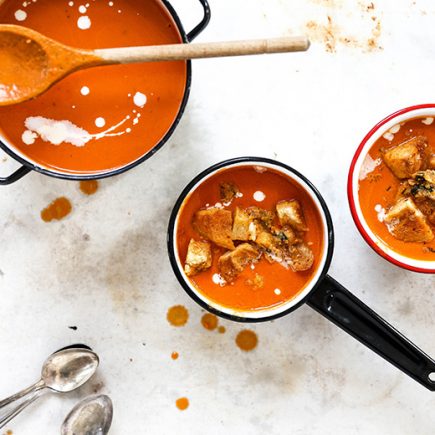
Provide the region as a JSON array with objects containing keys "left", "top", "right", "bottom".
[
  {"left": 358, "top": 117, "right": 435, "bottom": 261},
  {"left": 0, "top": 0, "right": 187, "bottom": 174},
  {"left": 176, "top": 166, "right": 325, "bottom": 312}
]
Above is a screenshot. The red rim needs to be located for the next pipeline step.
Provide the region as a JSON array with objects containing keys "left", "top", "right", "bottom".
[{"left": 347, "top": 104, "right": 435, "bottom": 274}]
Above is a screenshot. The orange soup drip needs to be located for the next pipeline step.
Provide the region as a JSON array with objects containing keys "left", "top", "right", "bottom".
[
  {"left": 358, "top": 117, "right": 435, "bottom": 261},
  {"left": 167, "top": 305, "right": 189, "bottom": 327},
  {"left": 0, "top": 0, "right": 186, "bottom": 174},
  {"left": 218, "top": 326, "right": 226, "bottom": 334},
  {"left": 176, "top": 166, "right": 324, "bottom": 312},
  {"left": 236, "top": 330, "right": 258, "bottom": 352},
  {"left": 41, "top": 197, "right": 72, "bottom": 222},
  {"left": 175, "top": 397, "right": 189, "bottom": 411},
  {"left": 79, "top": 180, "right": 99, "bottom": 195},
  {"left": 171, "top": 352, "right": 179, "bottom": 360},
  {"left": 201, "top": 313, "right": 218, "bottom": 331}
]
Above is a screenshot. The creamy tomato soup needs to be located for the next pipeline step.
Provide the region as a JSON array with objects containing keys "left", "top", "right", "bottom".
[
  {"left": 358, "top": 117, "right": 435, "bottom": 261},
  {"left": 176, "top": 166, "right": 325, "bottom": 312},
  {"left": 0, "top": 0, "right": 187, "bottom": 174}
]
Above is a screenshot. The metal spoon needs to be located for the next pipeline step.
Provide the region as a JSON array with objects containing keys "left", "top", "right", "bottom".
[
  {"left": 0, "top": 347, "right": 99, "bottom": 428},
  {"left": 0, "top": 23, "right": 309, "bottom": 106},
  {"left": 61, "top": 395, "right": 113, "bottom": 435}
]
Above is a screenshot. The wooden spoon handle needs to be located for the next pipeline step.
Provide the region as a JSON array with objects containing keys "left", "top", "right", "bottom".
[{"left": 93, "top": 36, "right": 309, "bottom": 64}]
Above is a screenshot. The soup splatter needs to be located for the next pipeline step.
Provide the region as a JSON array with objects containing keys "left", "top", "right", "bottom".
[
  {"left": 79, "top": 180, "right": 99, "bottom": 195},
  {"left": 175, "top": 397, "right": 189, "bottom": 411},
  {"left": 41, "top": 197, "right": 72, "bottom": 222},
  {"left": 167, "top": 305, "right": 189, "bottom": 327},
  {"left": 358, "top": 117, "right": 435, "bottom": 261},
  {"left": 236, "top": 329, "right": 258, "bottom": 352}
]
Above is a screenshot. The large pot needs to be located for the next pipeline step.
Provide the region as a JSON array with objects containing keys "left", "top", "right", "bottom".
[{"left": 0, "top": 0, "right": 210, "bottom": 185}]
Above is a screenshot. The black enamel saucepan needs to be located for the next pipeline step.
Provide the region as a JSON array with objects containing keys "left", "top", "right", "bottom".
[{"left": 167, "top": 157, "right": 435, "bottom": 391}]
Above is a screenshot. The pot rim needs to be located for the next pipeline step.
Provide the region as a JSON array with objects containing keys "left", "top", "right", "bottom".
[
  {"left": 347, "top": 104, "right": 435, "bottom": 274},
  {"left": 0, "top": 0, "right": 193, "bottom": 181},
  {"left": 167, "top": 156, "right": 335, "bottom": 323}
]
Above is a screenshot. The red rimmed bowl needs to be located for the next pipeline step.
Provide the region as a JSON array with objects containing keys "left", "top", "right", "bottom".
[{"left": 348, "top": 104, "right": 435, "bottom": 274}]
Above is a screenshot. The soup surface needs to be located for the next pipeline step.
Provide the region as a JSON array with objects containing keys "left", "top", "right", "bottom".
[
  {"left": 0, "top": 0, "right": 187, "bottom": 174},
  {"left": 358, "top": 117, "right": 435, "bottom": 261},
  {"left": 176, "top": 165, "right": 325, "bottom": 312}
]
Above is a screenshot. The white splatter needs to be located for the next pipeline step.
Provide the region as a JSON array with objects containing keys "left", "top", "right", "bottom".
[
  {"left": 359, "top": 155, "right": 381, "bottom": 180},
  {"left": 253, "top": 191, "right": 266, "bottom": 202},
  {"left": 383, "top": 132, "right": 394, "bottom": 141},
  {"left": 80, "top": 86, "right": 90, "bottom": 96},
  {"left": 212, "top": 273, "right": 226, "bottom": 286},
  {"left": 21, "top": 130, "right": 37, "bottom": 145},
  {"left": 78, "top": 5, "right": 86, "bottom": 13},
  {"left": 374, "top": 204, "right": 386, "bottom": 222},
  {"left": 422, "top": 117, "right": 434, "bottom": 125},
  {"left": 14, "top": 10, "right": 27, "bottom": 21},
  {"left": 133, "top": 92, "right": 147, "bottom": 108},
  {"left": 274, "top": 288, "right": 281, "bottom": 295},
  {"left": 77, "top": 15, "right": 91, "bottom": 30},
  {"left": 95, "top": 117, "right": 106, "bottom": 128}
]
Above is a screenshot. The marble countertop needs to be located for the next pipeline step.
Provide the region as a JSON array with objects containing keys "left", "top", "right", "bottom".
[{"left": 0, "top": 0, "right": 434, "bottom": 433}]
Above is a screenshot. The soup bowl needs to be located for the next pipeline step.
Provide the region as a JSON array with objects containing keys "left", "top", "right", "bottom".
[
  {"left": 348, "top": 104, "right": 435, "bottom": 273},
  {"left": 0, "top": 0, "right": 210, "bottom": 185},
  {"left": 168, "top": 157, "right": 435, "bottom": 390}
]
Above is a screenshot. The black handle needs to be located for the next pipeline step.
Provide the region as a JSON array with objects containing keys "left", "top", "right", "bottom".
[
  {"left": 307, "top": 275, "right": 435, "bottom": 391},
  {"left": 187, "top": 0, "right": 211, "bottom": 41},
  {"left": 0, "top": 166, "right": 31, "bottom": 186}
]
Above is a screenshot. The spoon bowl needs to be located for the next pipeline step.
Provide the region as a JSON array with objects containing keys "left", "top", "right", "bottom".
[
  {"left": 42, "top": 349, "right": 99, "bottom": 393},
  {"left": 61, "top": 395, "right": 113, "bottom": 435}
]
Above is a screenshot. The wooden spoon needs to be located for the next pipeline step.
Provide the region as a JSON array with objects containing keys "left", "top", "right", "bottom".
[{"left": 0, "top": 24, "right": 309, "bottom": 106}]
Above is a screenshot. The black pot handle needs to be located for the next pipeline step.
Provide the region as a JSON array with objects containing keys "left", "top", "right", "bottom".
[
  {"left": 307, "top": 275, "right": 435, "bottom": 391},
  {"left": 187, "top": 0, "right": 211, "bottom": 42},
  {"left": 0, "top": 166, "right": 31, "bottom": 186}
]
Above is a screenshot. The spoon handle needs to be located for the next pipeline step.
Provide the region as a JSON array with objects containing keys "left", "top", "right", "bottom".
[
  {"left": 93, "top": 36, "right": 310, "bottom": 64},
  {"left": 0, "top": 380, "right": 45, "bottom": 428},
  {"left": 0, "top": 394, "right": 40, "bottom": 429}
]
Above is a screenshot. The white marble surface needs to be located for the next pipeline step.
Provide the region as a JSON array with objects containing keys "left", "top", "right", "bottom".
[{"left": 0, "top": 0, "right": 434, "bottom": 433}]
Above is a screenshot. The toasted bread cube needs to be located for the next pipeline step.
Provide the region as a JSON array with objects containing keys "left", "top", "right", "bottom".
[
  {"left": 415, "top": 198, "right": 435, "bottom": 225},
  {"left": 276, "top": 200, "right": 308, "bottom": 231},
  {"left": 218, "top": 243, "right": 260, "bottom": 282},
  {"left": 429, "top": 153, "right": 435, "bottom": 169},
  {"left": 246, "top": 206, "right": 274, "bottom": 228},
  {"left": 184, "top": 239, "right": 212, "bottom": 277},
  {"left": 384, "top": 198, "right": 434, "bottom": 242},
  {"left": 231, "top": 207, "right": 252, "bottom": 241},
  {"left": 382, "top": 136, "right": 427, "bottom": 179},
  {"left": 287, "top": 243, "right": 314, "bottom": 271},
  {"left": 271, "top": 225, "right": 301, "bottom": 245},
  {"left": 193, "top": 208, "right": 235, "bottom": 250},
  {"left": 220, "top": 182, "right": 240, "bottom": 203}
]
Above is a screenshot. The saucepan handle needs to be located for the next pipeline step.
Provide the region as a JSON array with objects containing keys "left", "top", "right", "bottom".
[
  {"left": 187, "top": 0, "right": 211, "bottom": 42},
  {"left": 307, "top": 274, "right": 435, "bottom": 391},
  {"left": 0, "top": 166, "right": 31, "bottom": 186}
]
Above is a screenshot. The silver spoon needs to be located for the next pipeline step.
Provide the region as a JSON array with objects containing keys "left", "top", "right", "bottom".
[
  {"left": 0, "top": 347, "right": 99, "bottom": 428},
  {"left": 61, "top": 395, "right": 113, "bottom": 435}
]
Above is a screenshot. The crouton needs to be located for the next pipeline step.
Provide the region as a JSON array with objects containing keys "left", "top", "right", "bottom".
[
  {"left": 255, "top": 229, "right": 285, "bottom": 261},
  {"left": 429, "top": 153, "right": 435, "bottom": 169},
  {"left": 218, "top": 243, "right": 260, "bottom": 282},
  {"left": 271, "top": 225, "right": 301, "bottom": 245},
  {"left": 276, "top": 200, "right": 308, "bottom": 231},
  {"left": 287, "top": 243, "right": 314, "bottom": 272},
  {"left": 193, "top": 208, "right": 235, "bottom": 250},
  {"left": 184, "top": 239, "right": 212, "bottom": 277},
  {"left": 246, "top": 206, "right": 274, "bottom": 227},
  {"left": 415, "top": 198, "right": 435, "bottom": 225},
  {"left": 231, "top": 207, "right": 252, "bottom": 241},
  {"left": 384, "top": 198, "right": 433, "bottom": 242},
  {"left": 220, "top": 182, "right": 240, "bottom": 203},
  {"left": 382, "top": 136, "right": 428, "bottom": 179}
]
